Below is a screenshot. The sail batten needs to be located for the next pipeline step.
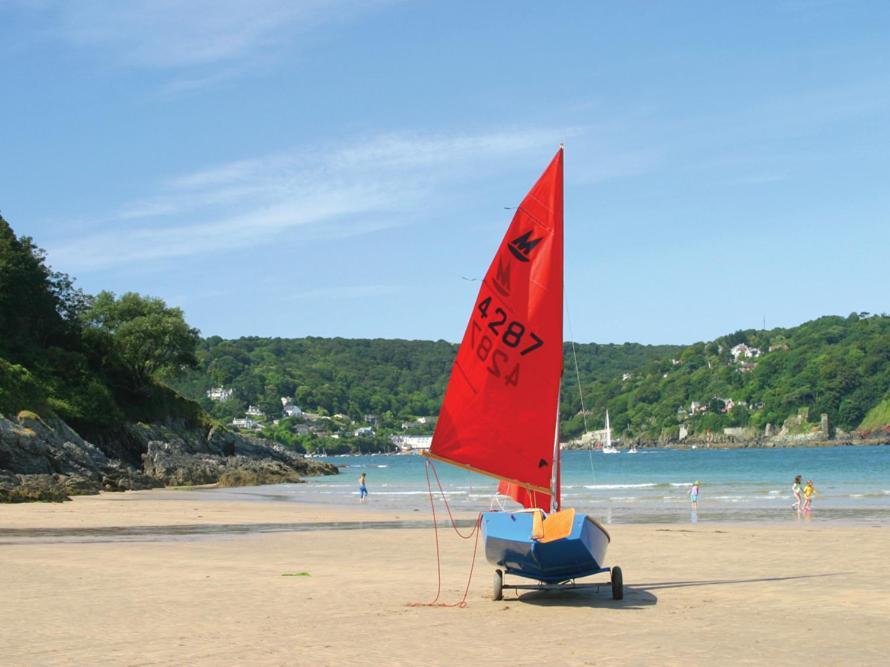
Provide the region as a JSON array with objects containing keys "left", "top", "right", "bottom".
[{"left": 429, "top": 148, "right": 564, "bottom": 509}]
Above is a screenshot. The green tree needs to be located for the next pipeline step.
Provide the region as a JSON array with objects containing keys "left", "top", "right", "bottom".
[{"left": 82, "top": 291, "right": 200, "bottom": 387}]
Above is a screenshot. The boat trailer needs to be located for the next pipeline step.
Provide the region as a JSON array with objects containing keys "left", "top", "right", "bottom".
[{"left": 493, "top": 565, "right": 623, "bottom": 601}]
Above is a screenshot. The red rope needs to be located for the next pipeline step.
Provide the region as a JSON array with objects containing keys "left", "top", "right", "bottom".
[
  {"left": 408, "top": 460, "right": 482, "bottom": 608},
  {"left": 429, "top": 460, "right": 479, "bottom": 539}
]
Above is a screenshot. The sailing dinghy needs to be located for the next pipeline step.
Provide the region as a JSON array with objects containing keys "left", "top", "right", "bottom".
[
  {"left": 601, "top": 409, "right": 619, "bottom": 454},
  {"left": 424, "top": 147, "right": 622, "bottom": 601}
]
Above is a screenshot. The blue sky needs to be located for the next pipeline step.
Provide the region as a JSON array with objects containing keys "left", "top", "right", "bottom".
[{"left": 2, "top": 0, "right": 889, "bottom": 345}]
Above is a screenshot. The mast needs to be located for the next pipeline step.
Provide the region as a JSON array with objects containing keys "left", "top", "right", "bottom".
[{"left": 550, "top": 393, "right": 561, "bottom": 512}]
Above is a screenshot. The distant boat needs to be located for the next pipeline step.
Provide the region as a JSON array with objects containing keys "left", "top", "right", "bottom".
[
  {"left": 424, "top": 147, "right": 622, "bottom": 601},
  {"left": 627, "top": 445, "right": 638, "bottom": 454},
  {"left": 602, "top": 410, "right": 619, "bottom": 454}
]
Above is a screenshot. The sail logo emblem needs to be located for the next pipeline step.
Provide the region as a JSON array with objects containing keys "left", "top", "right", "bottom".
[
  {"left": 493, "top": 257, "right": 511, "bottom": 297},
  {"left": 507, "top": 230, "right": 543, "bottom": 263}
]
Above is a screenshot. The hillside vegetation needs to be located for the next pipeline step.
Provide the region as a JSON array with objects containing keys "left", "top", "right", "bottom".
[
  {"left": 170, "top": 338, "right": 682, "bottom": 432},
  {"left": 171, "top": 316, "right": 890, "bottom": 444},
  {"left": 0, "top": 216, "right": 206, "bottom": 438},
  {"left": 561, "top": 314, "right": 890, "bottom": 440}
]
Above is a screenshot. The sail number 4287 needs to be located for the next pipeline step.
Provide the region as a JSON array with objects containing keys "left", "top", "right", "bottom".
[
  {"left": 476, "top": 297, "right": 543, "bottom": 355},
  {"left": 469, "top": 297, "right": 545, "bottom": 388}
]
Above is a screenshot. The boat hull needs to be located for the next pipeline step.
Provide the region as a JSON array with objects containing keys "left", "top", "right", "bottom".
[{"left": 482, "top": 511, "right": 611, "bottom": 583}]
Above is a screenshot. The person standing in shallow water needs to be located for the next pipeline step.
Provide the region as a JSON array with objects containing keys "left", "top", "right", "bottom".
[
  {"left": 792, "top": 475, "right": 803, "bottom": 511},
  {"left": 689, "top": 481, "right": 701, "bottom": 507},
  {"left": 358, "top": 472, "right": 368, "bottom": 503}
]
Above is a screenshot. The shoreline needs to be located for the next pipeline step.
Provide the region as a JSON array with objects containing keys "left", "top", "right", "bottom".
[
  {"left": 3, "top": 487, "right": 889, "bottom": 536},
  {"left": 563, "top": 437, "right": 890, "bottom": 450}
]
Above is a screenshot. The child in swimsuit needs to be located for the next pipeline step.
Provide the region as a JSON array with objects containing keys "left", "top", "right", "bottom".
[
  {"left": 802, "top": 479, "right": 815, "bottom": 511},
  {"left": 689, "top": 481, "right": 700, "bottom": 506},
  {"left": 792, "top": 475, "right": 802, "bottom": 511}
]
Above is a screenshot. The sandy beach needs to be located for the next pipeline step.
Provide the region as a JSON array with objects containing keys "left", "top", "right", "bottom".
[{"left": 1, "top": 490, "right": 888, "bottom": 666}]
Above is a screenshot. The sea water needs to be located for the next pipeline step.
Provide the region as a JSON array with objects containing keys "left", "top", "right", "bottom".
[{"left": 216, "top": 446, "right": 890, "bottom": 524}]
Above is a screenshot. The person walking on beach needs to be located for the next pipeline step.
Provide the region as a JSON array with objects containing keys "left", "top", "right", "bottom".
[
  {"left": 358, "top": 472, "right": 368, "bottom": 503},
  {"left": 689, "top": 481, "right": 701, "bottom": 507},
  {"left": 802, "top": 479, "right": 815, "bottom": 511},
  {"left": 792, "top": 475, "right": 803, "bottom": 511}
]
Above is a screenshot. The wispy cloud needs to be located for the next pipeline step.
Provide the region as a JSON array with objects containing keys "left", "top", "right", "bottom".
[
  {"left": 16, "top": 0, "right": 396, "bottom": 93},
  {"left": 46, "top": 127, "right": 569, "bottom": 271},
  {"left": 47, "top": 0, "right": 386, "bottom": 68}
]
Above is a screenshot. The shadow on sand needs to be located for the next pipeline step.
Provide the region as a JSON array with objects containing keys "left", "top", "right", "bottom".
[
  {"left": 508, "top": 571, "right": 846, "bottom": 609},
  {"left": 515, "top": 584, "right": 657, "bottom": 609},
  {"left": 633, "top": 571, "right": 848, "bottom": 591}
]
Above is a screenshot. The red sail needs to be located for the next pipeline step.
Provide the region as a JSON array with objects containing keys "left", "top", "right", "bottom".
[{"left": 427, "top": 148, "right": 563, "bottom": 500}]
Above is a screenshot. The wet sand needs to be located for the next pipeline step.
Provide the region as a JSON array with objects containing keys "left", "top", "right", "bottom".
[{"left": 1, "top": 489, "right": 888, "bottom": 666}]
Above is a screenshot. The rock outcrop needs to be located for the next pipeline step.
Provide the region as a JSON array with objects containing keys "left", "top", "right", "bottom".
[
  {"left": 0, "top": 411, "right": 337, "bottom": 503},
  {"left": 137, "top": 422, "right": 335, "bottom": 487}
]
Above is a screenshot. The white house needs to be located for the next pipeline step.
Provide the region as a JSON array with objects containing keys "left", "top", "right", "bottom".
[
  {"left": 354, "top": 426, "right": 375, "bottom": 437},
  {"left": 231, "top": 417, "right": 259, "bottom": 430},
  {"left": 283, "top": 404, "right": 302, "bottom": 418},
  {"left": 207, "top": 387, "right": 234, "bottom": 402},
  {"left": 730, "top": 344, "right": 761, "bottom": 362},
  {"left": 246, "top": 405, "right": 264, "bottom": 417}
]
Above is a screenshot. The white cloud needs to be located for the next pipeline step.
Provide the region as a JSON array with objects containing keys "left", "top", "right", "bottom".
[
  {"left": 44, "top": 0, "right": 388, "bottom": 69},
  {"left": 46, "top": 127, "right": 567, "bottom": 271}
]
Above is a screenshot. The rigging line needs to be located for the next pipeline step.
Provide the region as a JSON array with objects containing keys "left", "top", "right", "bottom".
[
  {"left": 566, "top": 301, "right": 595, "bottom": 478},
  {"left": 409, "top": 460, "right": 481, "bottom": 608},
  {"left": 429, "top": 461, "right": 480, "bottom": 540}
]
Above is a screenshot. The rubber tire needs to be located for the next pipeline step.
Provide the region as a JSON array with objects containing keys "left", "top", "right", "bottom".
[
  {"left": 611, "top": 566, "right": 624, "bottom": 600},
  {"left": 493, "top": 569, "right": 504, "bottom": 601}
]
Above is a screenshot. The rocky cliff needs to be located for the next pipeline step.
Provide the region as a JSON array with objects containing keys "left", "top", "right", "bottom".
[{"left": 0, "top": 411, "right": 337, "bottom": 502}]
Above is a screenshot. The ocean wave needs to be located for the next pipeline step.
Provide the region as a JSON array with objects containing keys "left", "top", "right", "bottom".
[{"left": 584, "top": 483, "right": 657, "bottom": 490}]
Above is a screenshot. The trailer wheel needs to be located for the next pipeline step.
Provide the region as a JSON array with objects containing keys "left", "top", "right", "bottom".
[
  {"left": 493, "top": 569, "right": 504, "bottom": 601},
  {"left": 611, "top": 566, "right": 624, "bottom": 600}
]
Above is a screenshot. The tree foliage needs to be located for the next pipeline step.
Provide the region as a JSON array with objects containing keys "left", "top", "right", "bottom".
[{"left": 82, "top": 291, "right": 200, "bottom": 387}]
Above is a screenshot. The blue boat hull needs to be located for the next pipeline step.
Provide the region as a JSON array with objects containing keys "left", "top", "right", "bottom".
[{"left": 482, "top": 511, "right": 611, "bottom": 583}]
